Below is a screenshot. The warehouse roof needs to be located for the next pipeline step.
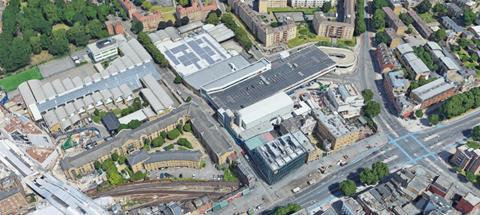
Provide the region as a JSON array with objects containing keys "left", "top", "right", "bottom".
[
  {"left": 201, "top": 58, "right": 271, "bottom": 93},
  {"left": 141, "top": 74, "right": 174, "bottom": 108},
  {"left": 207, "top": 46, "right": 335, "bottom": 111},
  {"left": 411, "top": 78, "right": 456, "bottom": 101},
  {"left": 237, "top": 92, "right": 293, "bottom": 126},
  {"left": 204, "top": 23, "right": 235, "bottom": 42},
  {"left": 183, "top": 55, "right": 251, "bottom": 90}
]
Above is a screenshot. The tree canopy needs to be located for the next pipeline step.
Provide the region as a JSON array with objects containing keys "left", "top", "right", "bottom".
[
  {"left": 463, "top": 9, "right": 477, "bottom": 26},
  {"left": 373, "top": 9, "right": 386, "bottom": 31},
  {"left": 0, "top": 0, "right": 113, "bottom": 73},
  {"left": 340, "top": 180, "right": 357, "bottom": 196},
  {"left": 360, "top": 167, "right": 379, "bottom": 185},
  {"left": 274, "top": 203, "right": 302, "bottom": 215},
  {"left": 416, "top": 0, "right": 432, "bottom": 14},
  {"left": 472, "top": 126, "right": 480, "bottom": 141},
  {"left": 364, "top": 101, "right": 381, "bottom": 118}
]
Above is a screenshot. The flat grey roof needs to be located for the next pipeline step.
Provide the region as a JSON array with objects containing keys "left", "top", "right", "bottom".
[
  {"left": 127, "top": 150, "right": 201, "bottom": 166},
  {"left": 411, "top": 78, "right": 456, "bottom": 101},
  {"left": 183, "top": 55, "right": 251, "bottom": 90},
  {"left": 207, "top": 46, "right": 336, "bottom": 111},
  {"left": 141, "top": 74, "right": 174, "bottom": 108}
]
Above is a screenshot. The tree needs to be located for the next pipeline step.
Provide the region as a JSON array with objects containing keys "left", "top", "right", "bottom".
[
  {"left": 167, "top": 129, "right": 181, "bottom": 140},
  {"left": 206, "top": 12, "right": 219, "bottom": 25},
  {"left": 472, "top": 126, "right": 480, "bottom": 141},
  {"left": 215, "top": 8, "right": 222, "bottom": 17},
  {"left": 375, "top": 31, "right": 389, "bottom": 45},
  {"left": 399, "top": 13, "right": 414, "bottom": 26},
  {"left": 177, "top": 0, "right": 190, "bottom": 7},
  {"left": 463, "top": 9, "right": 476, "bottom": 26},
  {"left": 364, "top": 101, "right": 381, "bottom": 118},
  {"left": 118, "top": 155, "right": 127, "bottom": 164},
  {"left": 131, "top": 171, "right": 146, "bottom": 181},
  {"left": 174, "top": 75, "right": 183, "bottom": 84},
  {"left": 97, "top": 4, "right": 112, "bottom": 22},
  {"left": 176, "top": 138, "right": 193, "bottom": 149},
  {"left": 428, "top": 114, "right": 440, "bottom": 125},
  {"left": 30, "top": 36, "right": 42, "bottom": 54},
  {"left": 466, "top": 171, "right": 476, "bottom": 183},
  {"left": 134, "top": 0, "right": 146, "bottom": 6},
  {"left": 142, "top": 1, "right": 153, "bottom": 10},
  {"left": 158, "top": 21, "right": 173, "bottom": 30},
  {"left": 43, "top": 3, "right": 61, "bottom": 24},
  {"left": 111, "top": 152, "right": 119, "bottom": 161},
  {"left": 373, "top": 9, "right": 385, "bottom": 31},
  {"left": 372, "top": 162, "right": 389, "bottom": 180},
  {"left": 48, "top": 29, "right": 70, "bottom": 56},
  {"left": 362, "top": 89, "right": 374, "bottom": 102},
  {"left": 86, "top": 19, "right": 108, "bottom": 39},
  {"left": 181, "top": 16, "right": 190, "bottom": 26},
  {"left": 431, "top": 28, "right": 446, "bottom": 42},
  {"left": 152, "top": 136, "right": 165, "bottom": 147},
  {"left": 322, "top": 1, "right": 332, "bottom": 13},
  {"left": 432, "top": 4, "right": 447, "bottom": 16},
  {"left": 273, "top": 203, "right": 302, "bottom": 215},
  {"left": 67, "top": 22, "right": 91, "bottom": 47},
  {"left": 416, "top": 0, "right": 432, "bottom": 14},
  {"left": 373, "top": 0, "right": 389, "bottom": 11},
  {"left": 360, "top": 168, "right": 379, "bottom": 185},
  {"left": 183, "top": 122, "right": 192, "bottom": 132},
  {"left": 94, "top": 160, "right": 102, "bottom": 170},
  {"left": 415, "top": 110, "right": 424, "bottom": 118},
  {"left": 127, "top": 119, "right": 142, "bottom": 129},
  {"left": 340, "top": 180, "right": 357, "bottom": 196},
  {"left": 85, "top": 5, "right": 98, "bottom": 20}
]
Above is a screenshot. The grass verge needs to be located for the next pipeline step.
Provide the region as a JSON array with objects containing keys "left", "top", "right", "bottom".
[{"left": 0, "top": 67, "right": 42, "bottom": 92}]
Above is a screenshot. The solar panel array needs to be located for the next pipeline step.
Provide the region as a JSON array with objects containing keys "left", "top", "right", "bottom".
[{"left": 158, "top": 33, "right": 230, "bottom": 77}]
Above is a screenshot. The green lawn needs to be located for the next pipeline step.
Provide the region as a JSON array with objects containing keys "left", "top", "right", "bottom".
[
  {"left": 223, "top": 168, "right": 238, "bottom": 182},
  {"left": 268, "top": 7, "right": 321, "bottom": 15},
  {"left": 0, "top": 67, "right": 43, "bottom": 92},
  {"left": 419, "top": 12, "right": 436, "bottom": 23},
  {"left": 151, "top": 6, "right": 176, "bottom": 21}
]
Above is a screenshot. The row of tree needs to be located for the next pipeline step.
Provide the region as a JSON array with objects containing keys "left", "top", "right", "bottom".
[
  {"left": 340, "top": 162, "right": 389, "bottom": 196},
  {"left": 362, "top": 89, "right": 381, "bottom": 118},
  {"left": 221, "top": 13, "right": 253, "bottom": 50},
  {"left": 354, "top": 0, "right": 366, "bottom": 36},
  {"left": 0, "top": 0, "right": 115, "bottom": 73},
  {"left": 440, "top": 86, "right": 480, "bottom": 119},
  {"left": 137, "top": 32, "right": 170, "bottom": 67}
]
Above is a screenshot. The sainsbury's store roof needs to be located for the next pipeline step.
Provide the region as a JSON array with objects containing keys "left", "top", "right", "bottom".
[{"left": 206, "top": 46, "right": 335, "bottom": 111}]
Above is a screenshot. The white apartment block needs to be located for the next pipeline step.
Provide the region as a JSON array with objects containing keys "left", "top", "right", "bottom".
[
  {"left": 289, "top": 0, "right": 332, "bottom": 8},
  {"left": 87, "top": 34, "right": 126, "bottom": 62},
  {"left": 326, "top": 83, "right": 364, "bottom": 119}
]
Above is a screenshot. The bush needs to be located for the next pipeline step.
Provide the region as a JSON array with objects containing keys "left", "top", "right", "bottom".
[
  {"left": 273, "top": 203, "right": 302, "bottom": 215},
  {"left": 167, "top": 129, "right": 181, "bottom": 140},
  {"left": 152, "top": 136, "right": 165, "bottom": 148},
  {"left": 111, "top": 152, "right": 119, "bottom": 161},
  {"left": 164, "top": 144, "right": 174, "bottom": 151},
  {"left": 94, "top": 160, "right": 102, "bottom": 170},
  {"left": 161, "top": 131, "right": 167, "bottom": 139},
  {"left": 428, "top": 114, "right": 440, "bottom": 125},
  {"left": 131, "top": 171, "right": 146, "bottom": 181},
  {"left": 176, "top": 138, "right": 193, "bottom": 149},
  {"left": 415, "top": 110, "right": 424, "bottom": 118},
  {"left": 183, "top": 122, "right": 192, "bottom": 132},
  {"left": 174, "top": 75, "right": 183, "bottom": 84},
  {"left": 127, "top": 120, "right": 142, "bottom": 129}
]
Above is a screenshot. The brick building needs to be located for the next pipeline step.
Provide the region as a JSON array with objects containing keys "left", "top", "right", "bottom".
[
  {"left": 176, "top": 0, "right": 218, "bottom": 21},
  {"left": 118, "top": 0, "right": 162, "bottom": 32}
]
